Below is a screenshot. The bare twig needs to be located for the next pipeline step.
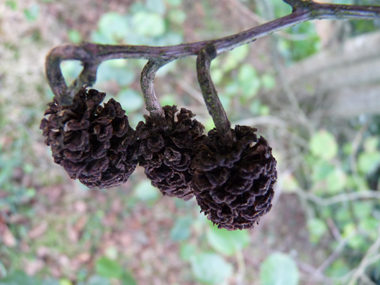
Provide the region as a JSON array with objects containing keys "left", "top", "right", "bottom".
[
  {"left": 196, "top": 44, "right": 234, "bottom": 146},
  {"left": 297, "top": 189, "right": 380, "bottom": 207},
  {"left": 45, "top": 0, "right": 380, "bottom": 105},
  {"left": 348, "top": 227, "right": 380, "bottom": 285},
  {"left": 311, "top": 230, "right": 356, "bottom": 282},
  {"left": 140, "top": 59, "right": 171, "bottom": 119}
]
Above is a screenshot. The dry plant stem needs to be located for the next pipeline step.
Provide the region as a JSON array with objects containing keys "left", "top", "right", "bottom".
[
  {"left": 45, "top": 0, "right": 380, "bottom": 105},
  {"left": 140, "top": 59, "right": 170, "bottom": 119},
  {"left": 196, "top": 44, "right": 234, "bottom": 146}
]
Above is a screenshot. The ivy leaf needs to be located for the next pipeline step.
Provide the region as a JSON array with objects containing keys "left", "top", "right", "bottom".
[
  {"left": 309, "top": 130, "right": 338, "bottom": 160},
  {"left": 260, "top": 253, "right": 299, "bottom": 285},
  {"left": 170, "top": 216, "right": 193, "bottom": 241},
  {"left": 95, "top": 257, "right": 123, "bottom": 279},
  {"left": 132, "top": 12, "right": 165, "bottom": 37},
  {"left": 0, "top": 271, "right": 39, "bottom": 285},
  {"left": 190, "top": 253, "right": 233, "bottom": 285},
  {"left": 134, "top": 180, "right": 159, "bottom": 201},
  {"left": 206, "top": 223, "right": 249, "bottom": 256}
]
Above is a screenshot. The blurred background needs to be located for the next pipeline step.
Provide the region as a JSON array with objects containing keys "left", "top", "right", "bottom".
[{"left": 1, "top": 0, "right": 380, "bottom": 284}]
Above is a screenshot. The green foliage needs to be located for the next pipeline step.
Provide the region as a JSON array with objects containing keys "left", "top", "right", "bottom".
[
  {"left": 78, "top": 276, "right": 110, "bottom": 285},
  {"left": 68, "top": 30, "right": 82, "bottom": 44},
  {"left": 222, "top": 45, "right": 250, "bottom": 72},
  {"left": 120, "top": 272, "right": 137, "bottom": 285},
  {"left": 60, "top": 61, "right": 83, "bottom": 85},
  {"left": 24, "top": 4, "right": 40, "bottom": 22},
  {"left": 238, "top": 64, "right": 261, "bottom": 99},
  {"left": 278, "top": 22, "right": 321, "bottom": 62},
  {"left": 95, "top": 257, "right": 123, "bottom": 278},
  {"left": 261, "top": 74, "right": 276, "bottom": 91},
  {"left": 116, "top": 89, "right": 144, "bottom": 113},
  {"left": 260, "top": 253, "right": 300, "bottom": 285},
  {"left": 164, "top": 0, "right": 182, "bottom": 7},
  {"left": 170, "top": 216, "right": 193, "bottom": 241},
  {"left": 96, "top": 60, "right": 136, "bottom": 87},
  {"left": 133, "top": 12, "right": 165, "bottom": 37},
  {"left": 190, "top": 253, "right": 233, "bottom": 285},
  {"left": 5, "top": 0, "right": 17, "bottom": 10},
  {"left": 133, "top": 180, "right": 160, "bottom": 202},
  {"left": 0, "top": 271, "right": 39, "bottom": 285},
  {"left": 307, "top": 218, "right": 327, "bottom": 244},
  {"left": 180, "top": 244, "right": 197, "bottom": 261},
  {"left": 0, "top": 271, "right": 61, "bottom": 285},
  {"left": 309, "top": 130, "right": 338, "bottom": 161},
  {"left": 93, "top": 257, "right": 137, "bottom": 284},
  {"left": 206, "top": 223, "right": 249, "bottom": 256},
  {"left": 358, "top": 151, "right": 380, "bottom": 175}
]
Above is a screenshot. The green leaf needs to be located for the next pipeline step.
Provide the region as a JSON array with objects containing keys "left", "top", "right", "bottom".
[
  {"left": 133, "top": 180, "right": 159, "bottom": 201},
  {"left": 210, "top": 69, "right": 224, "bottom": 85},
  {"left": 24, "top": 4, "right": 39, "bottom": 22},
  {"left": 117, "top": 89, "right": 144, "bottom": 113},
  {"left": 95, "top": 257, "right": 123, "bottom": 278},
  {"left": 190, "top": 253, "right": 233, "bottom": 285},
  {"left": 97, "top": 13, "right": 129, "bottom": 43},
  {"left": 59, "top": 279, "right": 72, "bottom": 285},
  {"left": 206, "top": 224, "right": 249, "bottom": 256},
  {"left": 325, "top": 168, "right": 347, "bottom": 194},
  {"left": 0, "top": 271, "right": 39, "bottom": 285},
  {"left": 364, "top": 136, "right": 379, "bottom": 152},
  {"left": 146, "top": 0, "right": 166, "bottom": 15},
  {"left": 165, "top": 0, "right": 182, "bottom": 6},
  {"left": 180, "top": 243, "right": 196, "bottom": 261},
  {"left": 97, "top": 60, "right": 135, "bottom": 86},
  {"left": 311, "top": 160, "right": 334, "bottom": 183},
  {"left": 160, "top": 94, "right": 176, "bottom": 106},
  {"left": 68, "top": 30, "right": 82, "bottom": 44},
  {"left": 358, "top": 151, "right": 380, "bottom": 174},
  {"left": 132, "top": 12, "right": 165, "bottom": 37},
  {"left": 41, "top": 278, "right": 60, "bottom": 285},
  {"left": 238, "top": 64, "right": 260, "bottom": 98},
  {"left": 5, "top": 0, "right": 17, "bottom": 10},
  {"left": 307, "top": 219, "right": 327, "bottom": 243},
  {"left": 260, "top": 253, "right": 299, "bottom": 285},
  {"left": 60, "top": 61, "right": 83, "bottom": 84},
  {"left": 121, "top": 271, "right": 137, "bottom": 285},
  {"left": 309, "top": 130, "right": 338, "bottom": 160},
  {"left": 279, "top": 174, "right": 299, "bottom": 193},
  {"left": 86, "top": 276, "right": 110, "bottom": 285},
  {"left": 353, "top": 201, "right": 372, "bottom": 219},
  {"left": 168, "top": 9, "right": 187, "bottom": 24},
  {"left": 261, "top": 74, "right": 276, "bottom": 90},
  {"left": 170, "top": 217, "right": 193, "bottom": 241},
  {"left": 223, "top": 45, "right": 249, "bottom": 71}
]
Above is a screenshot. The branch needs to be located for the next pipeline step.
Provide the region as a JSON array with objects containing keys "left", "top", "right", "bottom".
[
  {"left": 140, "top": 59, "right": 171, "bottom": 119},
  {"left": 297, "top": 189, "right": 380, "bottom": 207},
  {"left": 45, "top": 0, "right": 380, "bottom": 105},
  {"left": 196, "top": 44, "right": 234, "bottom": 146}
]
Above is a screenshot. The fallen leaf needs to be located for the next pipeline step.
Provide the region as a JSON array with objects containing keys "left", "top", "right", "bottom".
[
  {"left": 29, "top": 221, "right": 48, "bottom": 239},
  {"left": 75, "top": 252, "right": 91, "bottom": 263},
  {"left": 24, "top": 258, "right": 44, "bottom": 275},
  {"left": 1, "top": 224, "right": 16, "bottom": 247}
]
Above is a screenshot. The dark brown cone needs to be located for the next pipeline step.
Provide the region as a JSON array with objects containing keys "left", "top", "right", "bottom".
[
  {"left": 136, "top": 105, "right": 205, "bottom": 200},
  {"left": 192, "top": 125, "right": 277, "bottom": 230},
  {"left": 40, "top": 88, "right": 138, "bottom": 188}
]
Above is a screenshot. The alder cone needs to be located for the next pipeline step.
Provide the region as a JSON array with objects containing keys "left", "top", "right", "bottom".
[
  {"left": 136, "top": 105, "right": 205, "bottom": 200},
  {"left": 40, "top": 88, "right": 138, "bottom": 188},
  {"left": 192, "top": 126, "right": 277, "bottom": 230}
]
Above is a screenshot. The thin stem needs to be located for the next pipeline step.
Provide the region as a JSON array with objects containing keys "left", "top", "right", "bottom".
[
  {"left": 45, "top": 0, "right": 380, "bottom": 104},
  {"left": 196, "top": 44, "right": 234, "bottom": 146},
  {"left": 140, "top": 60, "right": 170, "bottom": 119}
]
